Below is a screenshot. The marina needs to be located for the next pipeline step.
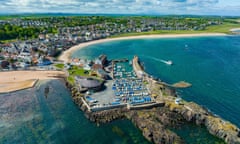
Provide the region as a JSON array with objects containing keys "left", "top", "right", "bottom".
[{"left": 81, "top": 57, "right": 158, "bottom": 111}]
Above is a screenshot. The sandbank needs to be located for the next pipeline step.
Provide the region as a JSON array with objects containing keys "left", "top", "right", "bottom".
[
  {"left": 0, "top": 71, "right": 66, "bottom": 93},
  {"left": 58, "top": 33, "right": 226, "bottom": 63}
]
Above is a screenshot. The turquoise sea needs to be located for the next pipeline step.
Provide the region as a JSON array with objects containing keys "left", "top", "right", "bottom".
[
  {"left": 1, "top": 35, "right": 239, "bottom": 144},
  {"left": 72, "top": 35, "right": 240, "bottom": 128}
]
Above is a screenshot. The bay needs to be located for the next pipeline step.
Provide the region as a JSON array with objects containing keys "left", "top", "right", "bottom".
[{"left": 72, "top": 36, "right": 240, "bottom": 127}]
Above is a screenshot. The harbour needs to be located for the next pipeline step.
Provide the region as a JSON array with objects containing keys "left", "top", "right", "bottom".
[{"left": 79, "top": 56, "right": 164, "bottom": 112}]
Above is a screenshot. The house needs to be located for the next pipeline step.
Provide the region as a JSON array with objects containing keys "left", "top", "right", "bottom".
[
  {"left": 83, "top": 64, "right": 91, "bottom": 71},
  {"left": 71, "top": 58, "right": 81, "bottom": 66},
  {"left": 94, "top": 58, "right": 102, "bottom": 65},
  {"left": 92, "top": 64, "right": 103, "bottom": 71},
  {"left": 37, "top": 56, "right": 52, "bottom": 66}
]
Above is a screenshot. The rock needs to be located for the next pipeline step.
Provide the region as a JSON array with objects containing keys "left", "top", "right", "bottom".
[
  {"left": 85, "top": 108, "right": 127, "bottom": 124},
  {"left": 165, "top": 99, "right": 240, "bottom": 144},
  {"left": 129, "top": 109, "right": 184, "bottom": 144}
]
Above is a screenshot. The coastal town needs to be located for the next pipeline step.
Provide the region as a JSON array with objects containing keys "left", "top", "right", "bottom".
[
  {"left": 0, "top": 16, "right": 224, "bottom": 70},
  {"left": 1, "top": 15, "right": 240, "bottom": 144}
]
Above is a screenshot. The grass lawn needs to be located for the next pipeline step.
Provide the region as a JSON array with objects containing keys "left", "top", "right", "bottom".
[
  {"left": 54, "top": 63, "right": 64, "bottom": 69},
  {"left": 68, "top": 66, "right": 89, "bottom": 76},
  {"left": 205, "top": 22, "right": 240, "bottom": 33},
  {"left": 109, "top": 22, "right": 240, "bottom": 38},
  {"left": 67, "top": 65, "right": 104, "bottom": 85},
  {"left": 67, "top": 66, "right": 91, "bottom": 85}
]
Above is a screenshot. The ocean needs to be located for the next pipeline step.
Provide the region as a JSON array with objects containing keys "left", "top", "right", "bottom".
[
  {"left": 0, "top": 80, "right": 150, "bottom": 144},
  {"left": 1, "top": 35, "right": 239, "bottom": 143},
  {"left": 72, "top": 35, "right": 240, "bottom": 128},
  {"left": 0, "top": 80, "right": 225, "bottom": 144}
]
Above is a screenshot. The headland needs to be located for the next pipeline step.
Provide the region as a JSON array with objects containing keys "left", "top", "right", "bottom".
[{"left": 63, "top": 51, "right": 240, "bottom": 144}]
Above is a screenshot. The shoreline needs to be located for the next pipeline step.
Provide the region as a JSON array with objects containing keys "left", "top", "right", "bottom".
[
  {"left": 230, "top": 28, "right": 240, "bottom": 31},
  {"left": 60, "top": 34, "right": 240, "bottom": 143},
  {"left": 0, "top": 70, "right": 66, "bottom": 93},
  {"left": 58, "top": 33, "right": 227, "bottom": 62}
]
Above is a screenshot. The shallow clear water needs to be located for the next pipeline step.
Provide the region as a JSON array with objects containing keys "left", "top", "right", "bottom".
[{"left": 0, "top": 80, "right": 150, "bottom": 144}]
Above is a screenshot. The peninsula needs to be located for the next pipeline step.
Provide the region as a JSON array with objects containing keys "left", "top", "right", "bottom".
[{"left": 64, "top": 53, "right": 240, "bottom": 144}]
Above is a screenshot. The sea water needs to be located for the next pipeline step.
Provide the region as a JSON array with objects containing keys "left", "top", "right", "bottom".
[
  {"left": 0, "top": 80, "right": 150, "bottom": 144},
  {"left": 72, "top": 35, "right": 240, "bottom": 143},
  {"left": 0, "top": 80, "right": 225, "bottom": 144},
  {"left": 1, "top": 36, "right": 238, "bottom": 144},
  {"left": 72, "top": 36, "right": 240, "bottom": 127}
]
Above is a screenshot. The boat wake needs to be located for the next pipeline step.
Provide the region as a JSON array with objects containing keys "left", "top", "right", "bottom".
[{"left": 142, "top": 56, "right": 173, "bottom": 65}]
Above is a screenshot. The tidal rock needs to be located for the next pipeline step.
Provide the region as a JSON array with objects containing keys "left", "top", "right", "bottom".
[
  {"left": 165, "top": 100, "right": 240, "bottom": 144},
  {"left": 129, "top": 110, "right": 184, "bottom": 144}
]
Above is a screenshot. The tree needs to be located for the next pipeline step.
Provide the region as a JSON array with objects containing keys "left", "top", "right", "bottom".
[{"left": 1, "top": 61, "right": 10, "bottom": 69}]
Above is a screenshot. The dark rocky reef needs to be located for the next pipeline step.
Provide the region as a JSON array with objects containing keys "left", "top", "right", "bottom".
[
  {"left": 126, "top": 108, "right": 185, "bottom": 144},
  {"left": 85, "top": 108, "right": 128, "bottom": 124},
  {"left": 165, "top": 100, "right": 240, "bottom": 144}
]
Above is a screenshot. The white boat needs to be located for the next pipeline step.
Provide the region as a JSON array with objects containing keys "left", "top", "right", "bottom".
[
  {"left": 160, "top": 59, "right": 173, "bottom": 65},
  {"left": 165, "top": 60, "right": 173, "bottom": 65}
]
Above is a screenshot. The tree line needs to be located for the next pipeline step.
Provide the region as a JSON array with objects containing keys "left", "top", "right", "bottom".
[{"left": 0, "top": 24, "right": 56, "bottom": 41}]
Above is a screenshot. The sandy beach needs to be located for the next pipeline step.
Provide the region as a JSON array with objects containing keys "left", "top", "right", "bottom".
[
  {"left": 0, "top": 71, "right": 66, "bottom": 93},
  {"left": 58, "top": 33, "right": 226, "bottom": 62},
  {"left": 230, "top": 28, "right": 240, "bottom": 32}
]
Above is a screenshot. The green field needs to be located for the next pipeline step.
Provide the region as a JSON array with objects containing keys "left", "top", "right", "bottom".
[
  {"left": 54, "top": 63, "right": 64, "bottom": 69},
  {"left": 109, "top": 22, "right": 240, "bottom": 38},
  {"left": 67, "top": 66, "right": 90, "bottom": 84},
  {"left": 205, "top": 22, "right": 240, "bottom": 33}
]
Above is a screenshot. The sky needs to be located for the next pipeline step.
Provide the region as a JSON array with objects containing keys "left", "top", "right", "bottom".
[{"left": 0, "top": 0, "right": 240, "bottom": 16}]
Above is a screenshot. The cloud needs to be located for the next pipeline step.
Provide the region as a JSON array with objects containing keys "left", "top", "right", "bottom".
[{"left": 0, "top": 0, "right": 239, "bottom": 16}]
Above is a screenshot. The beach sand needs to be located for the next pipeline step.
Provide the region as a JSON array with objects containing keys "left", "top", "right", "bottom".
[
  {"left": 230, "top": 28, "right": 240, "bottom": 32},
  {"left": 58, "top": 33, "right": 226, "bottom": 62},
  {"left": 0, "top": 71, "right": 66, "bottom": 93}
]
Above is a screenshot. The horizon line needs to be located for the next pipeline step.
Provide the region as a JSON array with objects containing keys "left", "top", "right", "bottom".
[{"left": 0, "top": 12, "right": 240, "bottom": 17}]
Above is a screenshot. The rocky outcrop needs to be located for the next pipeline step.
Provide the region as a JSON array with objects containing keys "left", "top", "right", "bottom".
[
  {"left": 126, "top": 108, "right": 185, "bottom": 144},
  {"left": 65, "top": 79, "right": 234, "bottom": 144},
  {"left": 165, "top": 100, "right": 240, "bottom": 144},
  {"left": 85, "top": 108, "right": 128, "bottom": 123}
]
